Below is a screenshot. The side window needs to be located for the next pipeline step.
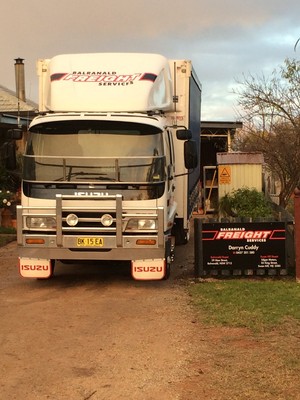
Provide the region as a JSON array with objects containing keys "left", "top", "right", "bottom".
[
  {"left": 164, "top": 130, "right": 175, "bottom": 190},
  {"left": 167, "top": 130, "right": 174, "bottom": 164},
  {"left": 166, "top": 130, "right": 175, "bottom": 168},
  {"left": 164, "top": 132, "right": 171, "bottom": 167}
]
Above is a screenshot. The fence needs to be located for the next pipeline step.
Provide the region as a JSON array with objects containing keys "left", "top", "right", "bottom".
[{"left": 295, "top": 188, "right": 300, "bottom": 282}]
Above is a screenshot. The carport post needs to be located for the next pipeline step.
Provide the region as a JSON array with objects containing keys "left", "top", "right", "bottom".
[
  {"left": 294, "top": 187, "right": 300, "bottom": 283},
  {"left": 194, "top": 218, "right": 203, "bottom": 278}
]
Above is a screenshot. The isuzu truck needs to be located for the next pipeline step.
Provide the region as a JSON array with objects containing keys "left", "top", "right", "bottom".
[{"left": 17, "top": 53, "right": 201, "bottom": 280}]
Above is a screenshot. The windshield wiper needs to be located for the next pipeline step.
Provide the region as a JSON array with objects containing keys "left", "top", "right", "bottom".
[{"left": 54, "top": 171, "right": 116, "bottom": 182}]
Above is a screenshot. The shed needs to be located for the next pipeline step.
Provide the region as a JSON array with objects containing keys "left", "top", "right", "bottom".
[{"left": 217, "top": 152, "right": 264, "bottom": 200}]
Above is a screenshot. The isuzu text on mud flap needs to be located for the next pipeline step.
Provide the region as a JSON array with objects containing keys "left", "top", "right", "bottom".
[
  {"left": 19, "top": 259, "right": 52, "bottom": 279},
  {"left": 131, "top": 259, "right": 166, "bottom": 280},
  {"left": 16, "top": 53, "right": 201, "bottom": 280}
]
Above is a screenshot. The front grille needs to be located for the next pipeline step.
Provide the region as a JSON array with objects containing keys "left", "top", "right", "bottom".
[
  {"left": 56, "top": 193, "right": 122, "bottom": 236},
  {"left": 61, "top": 210, "right": 117, "bottom": 235},
  {"left": 62, "top": 211, "right": 116, "bottom": 229}
]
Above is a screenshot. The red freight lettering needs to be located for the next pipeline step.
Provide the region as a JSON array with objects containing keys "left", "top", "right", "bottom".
[{"left": 216, "top": 230, "right": 272, "bottom": 240}]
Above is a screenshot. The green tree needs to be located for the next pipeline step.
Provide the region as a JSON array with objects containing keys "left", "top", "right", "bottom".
[{"left": 234, "top": 58, "right": 300, "bottom": 208}]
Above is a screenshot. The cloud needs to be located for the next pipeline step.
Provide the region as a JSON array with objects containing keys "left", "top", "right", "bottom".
[{"left": 1, "top": 0, "right": 300, "bottom": 119}]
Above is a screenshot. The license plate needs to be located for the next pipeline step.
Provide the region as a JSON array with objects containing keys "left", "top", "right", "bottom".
[{"left": 77, "top": 237, "right": 104, "bottom": 247}]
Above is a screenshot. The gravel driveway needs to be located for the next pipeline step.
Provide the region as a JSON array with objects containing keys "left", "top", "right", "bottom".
[{"left": 0, "top": 236, "right": 198, "bottom": 400}]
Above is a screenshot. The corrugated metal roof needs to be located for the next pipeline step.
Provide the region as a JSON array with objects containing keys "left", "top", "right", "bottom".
[
  {"left": 0, "top": 84, "right": 37, "bottom": 112},
  {"left": 217, "top": 151, "right": 264, "bottom": 165},
  {"left": 201, "top": 121, "right": 243, "bottom": 130}
]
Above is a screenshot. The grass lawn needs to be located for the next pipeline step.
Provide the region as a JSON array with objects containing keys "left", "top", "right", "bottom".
[
  {"left": 0, "top": 226, "right": 16, "bottom": 247},
  {"left": 189, "top": 279, "right": 300, "bottom": 332}
]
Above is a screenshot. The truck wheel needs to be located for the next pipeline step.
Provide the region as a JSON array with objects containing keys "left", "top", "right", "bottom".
[
  {"left": 163, "top": 262, "right": 171, "bottom": 280},
  {"left": 163, "top": 237, "right": 173, "bottom": 280},
  {"left": 172, "top": 219, "right": 189, "bottom": 245},
  {"left": 50, "top": 260, "right": 55, "bottom": 277}
]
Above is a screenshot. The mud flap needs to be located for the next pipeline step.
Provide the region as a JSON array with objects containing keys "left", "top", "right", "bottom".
[
  {"left": 131, "top": 259, "right": 166, "bottom": 280},
  {"left": 19, "top": 258, "right": 52, "bottom": 279}
]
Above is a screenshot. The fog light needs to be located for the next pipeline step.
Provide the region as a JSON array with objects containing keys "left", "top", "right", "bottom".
[
  {"left": 100, "top": 214, "right": 113, "bottom": 227},
  {"left": 66, "top": 213, "right": 79, "bottom": 226}
]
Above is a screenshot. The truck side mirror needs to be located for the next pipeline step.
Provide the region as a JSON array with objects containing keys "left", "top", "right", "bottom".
[
  {"left": 6, "top": 129, "right": 23, "bottom": 140},
  {"left": 176, "top": 129, "right": 192, "bottom": 140},
  {"left": 184, "top": 140, "right": 198, "bottom": 169}
]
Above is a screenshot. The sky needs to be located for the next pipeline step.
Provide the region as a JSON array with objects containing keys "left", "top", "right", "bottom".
[{"left": 1, "top": 0, "right": 299, "bottom": 121}]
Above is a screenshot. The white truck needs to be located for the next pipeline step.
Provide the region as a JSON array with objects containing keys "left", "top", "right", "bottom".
[{"left": 17, "top": 53, "right": 201, "bottom": 280}]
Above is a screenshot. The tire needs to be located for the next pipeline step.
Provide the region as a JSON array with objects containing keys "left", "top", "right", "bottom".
[
  {"left": 163, "top": 237, "right": 173, "bottom": 280},
  {"left": 163, "top": 262, "right": 171, "bottom": 280},
  {"left": 49, "top": 260, "right": 55, "bottom": 277},
  {"left": 172, "top": 218, "right": 189, "bottom": 245}
]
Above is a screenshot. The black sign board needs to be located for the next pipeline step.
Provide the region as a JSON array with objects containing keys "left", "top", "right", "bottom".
[{"left": 202, "top": 222, "right": 286, "bottom": 271}]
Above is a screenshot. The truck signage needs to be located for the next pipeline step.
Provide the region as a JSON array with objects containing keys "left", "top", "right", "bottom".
[
  {"left": 131, "top": 259, "right": 166, "bottom": 280},
  {"left": 19, "top": 258, "right": 52, "bottom": 279},
  {"left": 74, "top": 191, "right": 109, "bottom": 197},
  {"left": 51, "top": 72, "right": 157, "bottom": 86}
]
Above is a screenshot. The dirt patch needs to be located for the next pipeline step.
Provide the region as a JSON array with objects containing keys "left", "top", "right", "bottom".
[
  {"left": 176, "top": 320, "right": 300, "bottom": 400},
  {"left": 0, "top": 240, "right": 299, "bottom": 400}
]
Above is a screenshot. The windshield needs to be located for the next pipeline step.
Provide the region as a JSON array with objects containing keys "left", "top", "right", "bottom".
[{"left": 24, "top": 120, "right": 165, "bottom": 184}]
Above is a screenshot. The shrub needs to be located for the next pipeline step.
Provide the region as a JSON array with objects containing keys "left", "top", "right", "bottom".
[{"left": 219, "top": 187, "right": 273, "bottom": 219}]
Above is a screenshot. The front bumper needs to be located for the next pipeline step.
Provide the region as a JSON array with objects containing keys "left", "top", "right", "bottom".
[{"left": 17, "top": 194, "right": 167, "bottom": 262}]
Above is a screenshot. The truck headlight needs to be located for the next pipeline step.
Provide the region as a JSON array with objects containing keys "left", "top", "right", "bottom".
[
  {"left": 26, "top": 217, "right": 56, "bottom": 229},
  {"left": 127, "top": 219, "right": 157, "bottom": 230}
]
